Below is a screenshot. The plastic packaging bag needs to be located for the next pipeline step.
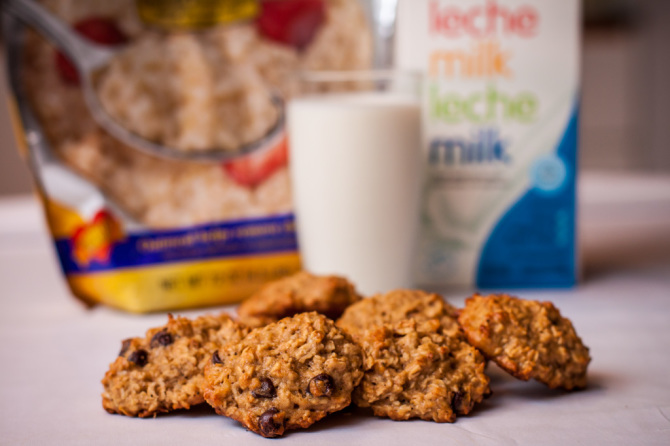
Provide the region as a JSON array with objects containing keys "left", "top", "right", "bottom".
[{"left": 4, "top": 0, "right": 374, "bottom": 312}]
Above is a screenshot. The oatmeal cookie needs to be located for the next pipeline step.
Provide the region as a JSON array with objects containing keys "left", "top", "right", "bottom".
[
  {"left": 203, "top": 312, "right": 364, "bottom": 437},
  {"left": 354, "top": 317, "right": 490, "bottom": 422},
  {"left": 458, "top": 294, "right": 591, "bottom": 390},
  {"left": 336, "top": 289, "right": 460, "bottom": 339},
  {"left": 102, "top": 313, "right": 247, "bottom": 417},
  {"left": 236, "top": 271, "right": 361, "bottom": 328}
]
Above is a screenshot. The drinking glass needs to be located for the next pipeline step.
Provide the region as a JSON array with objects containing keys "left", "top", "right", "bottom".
[{"left": 287, "top": 70, "right": 423, "bottom": 295}]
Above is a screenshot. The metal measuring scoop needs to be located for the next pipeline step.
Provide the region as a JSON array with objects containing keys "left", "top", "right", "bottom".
[{"left": 2, "top": 0, "right": 284, "bottom": 163}]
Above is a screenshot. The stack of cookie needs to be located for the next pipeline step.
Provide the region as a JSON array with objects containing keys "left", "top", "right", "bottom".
[{"left": 102, "top": 272, "right": 591, "bottom": 437}]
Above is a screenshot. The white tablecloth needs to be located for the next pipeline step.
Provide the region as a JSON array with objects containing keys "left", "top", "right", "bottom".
[{"left": 1, "top": 172, "right": 669, "bottom": 445}]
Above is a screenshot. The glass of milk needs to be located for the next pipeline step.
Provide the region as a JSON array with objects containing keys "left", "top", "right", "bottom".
[{"left": 287, "top": 71, "right": 423, "bottom": 296}]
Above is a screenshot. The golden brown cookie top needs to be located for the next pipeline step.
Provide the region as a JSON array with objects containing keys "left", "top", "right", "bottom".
[
  {"left": 458, "top": 293, "right": 591, "bottom": 390},
  {"left": 203, "top": 312, "right": 364, "bottom": 437},
  {"left": 236, "top": 271, "right": 362, "bottom": 327},
  {"left": 101, "top": 312, "right": 247, "bottom": 417},
  {"left": 336, "top": 289, "right": 460, "bottom": 339},
  {"left": 353, "top": 317, "right": 490, "bottom": 423}
]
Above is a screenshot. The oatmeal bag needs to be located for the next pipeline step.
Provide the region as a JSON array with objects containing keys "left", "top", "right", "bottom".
[{"left": 3, "top": 0, "right": 373, "bottom": 312}]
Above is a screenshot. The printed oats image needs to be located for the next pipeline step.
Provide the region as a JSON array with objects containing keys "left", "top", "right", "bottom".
[{"left": 19, "top": 0, "right": 372, "bottom": 228}]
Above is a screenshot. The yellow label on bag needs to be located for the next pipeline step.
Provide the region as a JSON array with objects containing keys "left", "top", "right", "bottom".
[
  {"left": 136, "top": 0, "right": 259, "bottom": 30},
  {"left": 68, "top": 253, "right": 301, "bottom": 313}
]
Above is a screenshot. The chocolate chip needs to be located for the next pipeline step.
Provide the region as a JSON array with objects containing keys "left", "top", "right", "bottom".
[
  {"left": 212, "top": 350, "right": 223, "bottom": 365},
  {"left": 118, "top": 339, "right": 132, "bottom": 357},
  {"left": 128, "top": 349, "right": 148, "bottom": 367},
  {"left": 150, "top": 330, "right": 173, "bottom": 348},
  {"left": 307, "top": 373, "right": 335, "bottom": 397},
  {"left": 251, "top": 377, "right": 276, "bottom": 399},
  {"left": 451, "top": 391, "right": 464, "bottom": 413},
  {"left": 258, "top": 408, "right": 281, "bottom": 437}
]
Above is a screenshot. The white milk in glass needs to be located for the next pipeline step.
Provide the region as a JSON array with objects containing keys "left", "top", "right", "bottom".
[{"left": 288, "top": 92, "right": 422, "bottom": 295}]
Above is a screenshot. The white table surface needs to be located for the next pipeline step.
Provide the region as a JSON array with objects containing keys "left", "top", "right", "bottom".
[{"left": 1, "top": 172, "right": 670, "bottom": 445}]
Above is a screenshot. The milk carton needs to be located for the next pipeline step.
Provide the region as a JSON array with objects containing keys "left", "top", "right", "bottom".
[{"left": 396, "top": 0, "right": 580, "bottom": 288}]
